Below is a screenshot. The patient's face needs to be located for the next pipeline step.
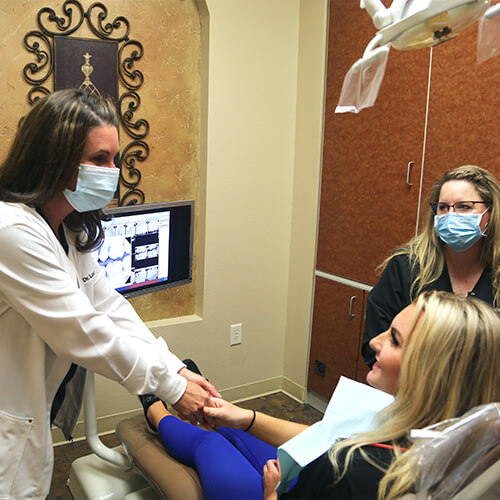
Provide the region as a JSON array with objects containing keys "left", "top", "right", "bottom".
[{"left": 366, "top": 304, "right": 419, "bottom": 395}]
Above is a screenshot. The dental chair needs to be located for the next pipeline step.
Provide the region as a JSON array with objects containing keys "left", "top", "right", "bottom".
[
  {"left": 69, "top": 374, "right": 500, "bottom": 500},
  {"left": 399, "top": 403, "right": 500, "bottom": 500},
  {"left": 115, "top": 414, "right": 202, "bottom": 499},
  {"left": 67, "top": 372, "right": 202, "bottom": 500},
  {"left": 115, "top": 407, "right": 500, "bottom": 500},
  {"left": 452, "top": 458, "right": 500, "bottom": 500},
  {"left": 115, "top": 403, "right": 500, "bottom": 500},
  {"left": 398, "top": 459, "right": 500, "bottom": 500}
]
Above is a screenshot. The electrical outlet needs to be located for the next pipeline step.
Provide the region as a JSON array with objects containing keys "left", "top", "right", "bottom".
[{"left": 230, "top": 323, "right": 242, "bottom": 346}]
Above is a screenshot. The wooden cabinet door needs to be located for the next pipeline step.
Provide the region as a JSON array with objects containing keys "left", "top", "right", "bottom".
[
  {"left": 317, "top": 1, "right": 430, "bottom": 285},
  {"left": 307, "top": 277, "right": 366, "bottom": 399},
  {"left": 422, "top": 21, "right": 500, "bottom": 223}
]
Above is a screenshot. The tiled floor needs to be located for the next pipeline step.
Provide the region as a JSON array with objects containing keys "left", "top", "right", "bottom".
[{"left": 49, "top": 392, "right": 323, "bottom": 499}]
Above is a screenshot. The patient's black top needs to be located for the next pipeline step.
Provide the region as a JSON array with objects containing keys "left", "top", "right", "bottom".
[{"left": 281, "top": 445, "right": 395, "bottom": 500}]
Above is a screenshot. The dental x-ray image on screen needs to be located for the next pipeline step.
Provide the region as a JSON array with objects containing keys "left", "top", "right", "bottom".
[{"left": 94, "top": 200, "right": 193, "bottom": 298}]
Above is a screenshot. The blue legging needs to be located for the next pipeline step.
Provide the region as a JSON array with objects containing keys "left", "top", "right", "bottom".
[{"left": 158, "top": 415, "right": 277, "bottom": 499}]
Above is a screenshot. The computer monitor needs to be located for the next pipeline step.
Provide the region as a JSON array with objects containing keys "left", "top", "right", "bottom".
[{"left": 94, "top": 200, "right": 194, "bottom": 298}]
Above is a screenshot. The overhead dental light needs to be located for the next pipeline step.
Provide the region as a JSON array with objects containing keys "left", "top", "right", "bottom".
[
  {"left": 364, "top": 0, "right": 493, "bottom": 50},
  {"left": 336, "top": 0, "right": 500, "bottom": 113}
]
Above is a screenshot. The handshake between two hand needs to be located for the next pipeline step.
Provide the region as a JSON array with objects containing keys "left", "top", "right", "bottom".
[{"left": 173, "top": 366, "right": 253, "bottom": 430}]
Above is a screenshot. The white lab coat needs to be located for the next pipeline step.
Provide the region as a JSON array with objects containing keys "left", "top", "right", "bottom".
[{"left": 0, "top": 202, "right": 188, "bottom": 499}]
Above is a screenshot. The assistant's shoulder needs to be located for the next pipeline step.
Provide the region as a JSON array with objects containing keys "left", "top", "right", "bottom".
[
  {"left": 366, "top": 251, "right": 415, "bottom": 311},
  {"left": 373, "top": 251, "right": 413, "bottom": 287},
  {"left": 384, "top": 251, "right": 412, "bottom": 271}
]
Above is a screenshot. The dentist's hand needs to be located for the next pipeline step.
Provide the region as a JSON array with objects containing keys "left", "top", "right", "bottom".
[
  {"left": 174, "top": 368, "right": 221, "bottom": 427},
  {"left": 178, "top": 367, "right": 221, "bottom": 399}
]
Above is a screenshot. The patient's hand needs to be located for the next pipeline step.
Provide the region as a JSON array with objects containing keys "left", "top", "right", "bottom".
[
  {"left": 263, "top": 459, "right": 280, "bottom": 500},
  {"left": 203, "top": 398, "right": 254, "bottom": 430}
]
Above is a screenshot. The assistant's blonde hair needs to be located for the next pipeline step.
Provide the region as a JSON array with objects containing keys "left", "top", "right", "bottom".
[
  {"left": 328, "top": 291, "right": 500, "bottom": 499},
  {"left": 381, "top": 165, "right": 500, "bottom": 308}
]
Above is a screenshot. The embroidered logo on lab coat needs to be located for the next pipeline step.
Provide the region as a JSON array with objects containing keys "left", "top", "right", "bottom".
[{"left": 81, "top": 271, "right": 95, "bottom": 283}]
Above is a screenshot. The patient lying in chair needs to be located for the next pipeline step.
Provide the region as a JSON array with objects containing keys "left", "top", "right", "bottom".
[{"left": 137, "top": 292, "right": 500, "bottom": 499}]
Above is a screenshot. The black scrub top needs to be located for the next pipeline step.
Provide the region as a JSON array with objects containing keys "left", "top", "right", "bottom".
[{"left": 362, "top": 253, "right": 495, "bottom": 368}]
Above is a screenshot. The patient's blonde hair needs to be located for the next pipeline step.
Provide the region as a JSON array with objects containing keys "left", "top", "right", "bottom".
[
  {"left": 328, "top": 291, "right": 500, "bottom": 499},
  {"left": 381, "top": 165, "right": 500, "bottom": 308}
]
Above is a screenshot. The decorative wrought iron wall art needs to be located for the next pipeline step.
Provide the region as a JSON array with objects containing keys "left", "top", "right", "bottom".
[{"left": 23, "top": 0, "right": 148, "bottom": 205}]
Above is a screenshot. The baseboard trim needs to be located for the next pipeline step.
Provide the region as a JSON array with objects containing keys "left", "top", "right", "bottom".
[
  {"left": 281, "top": 376, "right": 306, "bottom": 403},
  {"left": 53, "top": 376, "right": 307, "bottom": 446},
  {"left": 222, "top": 376, "right": 305, "bottom": 405}
]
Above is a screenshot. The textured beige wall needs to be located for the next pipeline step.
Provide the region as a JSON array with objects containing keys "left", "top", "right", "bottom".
[{"left": 0, "top": 0, "right": 201, "bottom": 321}]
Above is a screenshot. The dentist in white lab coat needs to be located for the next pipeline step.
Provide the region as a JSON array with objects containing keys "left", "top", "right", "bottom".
[{"left": 0, "top": 89, "right": 218, "bottom": 499}]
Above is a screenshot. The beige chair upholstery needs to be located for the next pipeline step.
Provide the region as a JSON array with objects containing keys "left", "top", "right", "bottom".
[
  {"left": 428, "top": 418, "right": 500, "bottom": 499},
  {"left": 115, "top": 415, "right": 203, "bottom": 500},
  {"left": 397, "top": 458, "right": 500, "bottom": 500},
  {"left": 452, "top": 458, "right": 500, "bottom": 500},
  {"left": 398, "top": 408, "right": 500, "bottom": 500}
]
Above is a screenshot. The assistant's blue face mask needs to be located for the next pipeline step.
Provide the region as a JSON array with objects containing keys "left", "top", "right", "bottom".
[
  {"left": 63, "top": 164, "right": 120, "bottom": 213},
  {"left": 434, "top": 210, "right": 488, "bottom": 251}
]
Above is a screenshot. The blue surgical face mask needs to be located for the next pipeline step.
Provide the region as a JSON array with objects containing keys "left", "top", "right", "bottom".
[
  {"left": 434, "top": 210, "right": 488, "bottom": 251},
  {"left": 64, "top": 164, "right": 120, "bottom": 213}
]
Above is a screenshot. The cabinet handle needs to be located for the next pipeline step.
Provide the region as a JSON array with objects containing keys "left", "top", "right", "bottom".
[
  {"left": 349, "top": 295, "right": 356, "bottom": 318},
  {"left": 407, "top": 161, "right": 415, "bottom": 187}
]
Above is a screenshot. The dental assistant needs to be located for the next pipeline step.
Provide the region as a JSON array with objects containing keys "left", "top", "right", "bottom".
[
  {"left": 0, "top": 89, "right": 218, "bottom": 499},
  {"left": 362, "top": 165, "right": 500, "bottom": 368}
]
